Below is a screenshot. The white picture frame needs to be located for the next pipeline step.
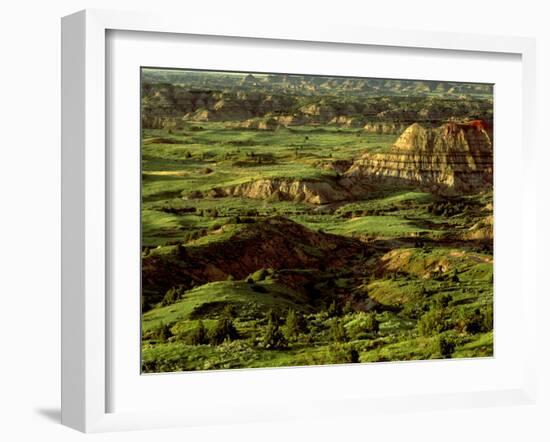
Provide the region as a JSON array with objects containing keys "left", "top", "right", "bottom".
[{"left": 61, "top": 9, "right": 537, "bottom": 433}]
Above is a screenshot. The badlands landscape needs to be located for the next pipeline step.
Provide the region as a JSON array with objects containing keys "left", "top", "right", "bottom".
[{"left": 140, "top": 69, "right": 493, "bottom": 372}]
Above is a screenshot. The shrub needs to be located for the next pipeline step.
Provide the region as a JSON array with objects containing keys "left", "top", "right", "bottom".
[
  {"left": 222, "top": 304, "right": 237, "bottom": 319},
  {"left": 437, "top": 332, "right": 458, "bottom": 358},
  {"left": 187, "top": 190, "right": 203, "bottom": 199},
  {"left": 188, "top": 320, "right": 208, "bottom": 345},
  {"left": 363, "top": 312, "right": 380, "bottom": 334},
  {"left": 349, "top": 348, "right": 360, "bottom": 363},
  {"left": 342, "top": 300, "right": 354, "bottom": 315},
  {"left": 283, "top": 309, "right": 302, "bottom": 341},
  {"left": 450, "top": 269, "right": 460, "bottom": 283},
  {"left": 418, "top": 285, "right": 429, "bottom": 297},
  {"left": 327, "top": 300, "right": 341, "bottom": 318},
  {"left": 453, "top": 307, "right": 491, "bottom": 334},
  {"left": 262, "top": 315, "right": 287, "bottom": 350},
  {"left": 209, "top": 318, "right": 239, "bottom": 345},
  {"left": 435, "top": 294, "right": 452, "bottom": 309},
  {"left": 265, "top": 308, "right": 280, "bottom": 325},
  {"left": 465, "top": 310, "right": 483, "bottom": 334},
  {"left": 402, "top": 299, "right": 430, "bottom": 319},
  {"left": 156, "top": 322, "right": 173, "bottom": 342},
  {"left": 330, "top": 319, "right": 347, "bottom": 342},
  {"left": 347, "top": 312, "right": 379, "bottom": 339},
  {"left": 327, "top": 344, "right": 360, "bottom": 364},
  {"left": 161, "top": 286, "right": 185, "bottom": 306},
  {"left": 417, "top": 308, "right": 446, "bottom": 336}
]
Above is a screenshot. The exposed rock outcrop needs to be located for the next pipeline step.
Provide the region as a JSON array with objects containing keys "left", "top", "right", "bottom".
[
  {"left": 363, "top": 122, "right": 408, "bottom": 135},
  {"left": 216, "top": 178, "right": 352, "bottom": 205},
  {"left": 329, "top": 116, "right": 366, "bottom": 128},
  {"left": 141, "top": 115, "right": 186, "bottom": 130},
  {"left": 274, "top": 115, "right": 310, "bottom": 126},
  {"left": 141, "top": 75, "right": 493, "bottom": 127},
  {"left": 299, "top": 103, "right": 336, "bottom": 123},
  {"left": 229, "top": 117, "right": 280, "bottom": 130},
  {"left": 212, "top": 98, "right": 253, "bottom": 120},
  {"left": 316, "top": 159, "right": 353, "bottom": 174},
  {"left": 463, "top": 215, "right": 493, "bottom": 240},
  {"left": 344, "top": 121, "right": 493, "bottom": 193}
]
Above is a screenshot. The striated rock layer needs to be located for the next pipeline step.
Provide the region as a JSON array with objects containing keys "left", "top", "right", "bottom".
[
  {"left": 344, "top": 121, "right": 493, "bottom": 193},
  {"left": 216, "top": 178, "right": 352, "bottom": 205},
  {"left": 363, "top": 122, "right": 408, "bottom": 135}
]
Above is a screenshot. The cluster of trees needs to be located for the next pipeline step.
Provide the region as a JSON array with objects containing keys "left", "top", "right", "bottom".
[
  {"left": 339, "top": 209, "right": 389, "bottom": 218},
  {"left": 258, "top": 308, "right": 380, "bottom": 350},
  {"left": 176, "top": 307, "right": 297, "bottom": 349},
  {"left": 185, "top": 310, "right": 240, "bottom": 346},
  {"left": 417, "top": 303, "right": 492, "bottom": 337},
  {"left": 161, "top": 285, "right": 186, "bottom": 306},
  {"left": 416, "top": 302, "right": 493, "bottom": 358},
  {"left": 153, "top": 302, "right": 384, "bottom": 355},
  {"left": 428, "top": 199, "right": 476, "bottom": 217},
  {"left": 151, "top": 308, "right": 239, "bottom": 346},
  {"left": 148, "top": 293, "right": 493, "bottom": 366}
]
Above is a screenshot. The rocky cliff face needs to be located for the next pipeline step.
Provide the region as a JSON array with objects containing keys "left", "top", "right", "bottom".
[
  {"left": 141, "top": 115, "right": 185, "bottom": 130},
  {"left": 141, "top": 73, "right": 493, "bottom": 128},
  {"left": 463, "top": 215, "right": 493, "bottom": 240},
  {"left": 329, "top": 116, "right": 366, "bottom": 128},
  {"left": 363, "top": 122, "right": 408, "bottom": 135},
  {"left": 228, "top": 117, "right": 280, "bottom": 130},
  {"left": 217, "top": 178, "right": 352, "bottom": 205},
  {"left": 344, "top": 121, "right": 493, "bottom": 192}
]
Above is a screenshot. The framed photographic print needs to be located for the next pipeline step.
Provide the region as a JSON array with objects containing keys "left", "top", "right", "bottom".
[
  {"left": 61, "top": 9, "right": 537, "bottom": 432},
  {"left": 139, "top": 67, "right": 495, "bottom": 373}
]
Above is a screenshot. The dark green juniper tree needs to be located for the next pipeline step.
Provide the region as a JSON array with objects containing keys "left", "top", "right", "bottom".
[
  {"left": 438, "top": 332, "right": 457, "bottom": 358},
  {"left": 156, "top": 322, "right": 173, "bottom": 342},
  {"left": 188, "top": 320, "right": 208, "bottom": 345},
  {"left": 283, "top": 309, "right": 300, "bottom": 341},
  {"left": 209, "top": 317, "right": 239, "bottom": 345},
  {"left": 161, "top": 285, "right": 185, "bottom": 306},
  {"left": 417, "top": 308, "right": 446, "bottom": 336},
  {"left": 342, "top": 300, "right": 354, "bottom": 315},
  {"left": 327, "top": 299, "right": 341, "bottom": 318},
  {"left": 262, "top": 309, "right": 287, "bottom": 349},
  {"left": 330, "top": 319, "right": 347, "bottom": 343},
  {"left": 364, "top": 312, "right": 380, "bottom": 335}
]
